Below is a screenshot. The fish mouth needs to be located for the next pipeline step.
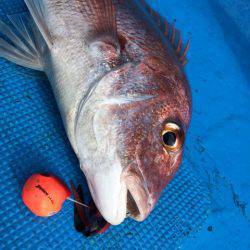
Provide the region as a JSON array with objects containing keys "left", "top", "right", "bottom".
[
  {"left": 84, "top": 166, "right": 152, "bottom": 225},
  {"left": 124, "top": 171, "right": 152, "bottom": 221},
  {"left": 126, "top": 190, "right": 140, "bottom": 218}
]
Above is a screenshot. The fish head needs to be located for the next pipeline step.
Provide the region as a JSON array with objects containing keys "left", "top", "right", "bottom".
[{"left": 75, "top": 57, "right": 191, "bottom": 225}]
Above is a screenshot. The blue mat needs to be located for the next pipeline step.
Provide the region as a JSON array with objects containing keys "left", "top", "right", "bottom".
[
  {"left": 0, "top": 56, "right": 209, "bottom": 249},
  {"left": 0, "top": 0, "right": 249, "bottom": 249}
]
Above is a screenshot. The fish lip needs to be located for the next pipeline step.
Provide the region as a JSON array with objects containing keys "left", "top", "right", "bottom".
[
  {"left": 122, "top": 169, "right": 152, "bottom": 221},
  {"left": 84, "top": 168, "right": 128, "bottom": 226}
]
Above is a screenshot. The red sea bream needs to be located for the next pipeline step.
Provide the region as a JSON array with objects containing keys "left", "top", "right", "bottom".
[{"left": 0, "top": 0, "right": 192, "bottom": 225}]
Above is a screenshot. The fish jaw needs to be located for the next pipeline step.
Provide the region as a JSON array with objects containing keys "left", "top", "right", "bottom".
[
  {"left": 82, "top": 164, "right": 128, "bottom": 225},
  {"left": 82, "top": 162, "right": 153, "bottom": 225}
]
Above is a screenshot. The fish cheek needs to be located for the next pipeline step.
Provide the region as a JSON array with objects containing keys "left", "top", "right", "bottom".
[
  {"left": 149, "top": 150, "right": 182, "bottom": 199},
  {"left": 138, "top": 135, "right": 170, "bottom": 197},
  {"left": 166, "top": 150, "right": 183, "bottom": 179}
]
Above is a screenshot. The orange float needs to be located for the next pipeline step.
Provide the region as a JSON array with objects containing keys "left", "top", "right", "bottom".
[{"left": 22, "top": 173, "right": 71, "bottom": 217}]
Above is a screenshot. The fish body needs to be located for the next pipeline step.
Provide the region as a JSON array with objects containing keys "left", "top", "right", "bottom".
[{"left": 0, "top": 0, "right": 191, "bottom": 225}]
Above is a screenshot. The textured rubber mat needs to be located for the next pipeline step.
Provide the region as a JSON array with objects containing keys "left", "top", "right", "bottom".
[{"left": 0, "top": 0, "right": 210, "bottom": 249}]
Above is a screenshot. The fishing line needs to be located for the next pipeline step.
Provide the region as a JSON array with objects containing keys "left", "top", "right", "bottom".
[{"left": 67, "top": 197, "right": 92, "bottom": 209}]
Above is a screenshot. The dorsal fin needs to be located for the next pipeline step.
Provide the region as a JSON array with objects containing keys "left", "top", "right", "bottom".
[{"left": 141, "top": 0, "right": 190, "bottom": 67}]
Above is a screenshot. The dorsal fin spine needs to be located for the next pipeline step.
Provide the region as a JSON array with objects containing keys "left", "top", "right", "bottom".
[
  {"left": 179, "top": 39, "right": 190, "bottom": 62},
  {"left": 171, "top": 24, "right": 176, "bottom": 44},
  {"left": 176, "top": 31, "right": 182, "bottom": 53},
  {"left": 140, "top": 0, "right": 190, "bottom": 67},
  {"left": 155, "top": 12, "right": 161, "bottom": 26},
  {"left": 164, "top": 20, "right": 169, "bottom": 37}
]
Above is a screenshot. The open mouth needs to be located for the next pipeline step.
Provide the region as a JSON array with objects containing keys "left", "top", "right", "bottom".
[
  {"left": 122, "top": 169, "right": 152, "bottom": 222},
  {"left": 124, "top": 178, "right": 151, "bottom": 222},
  {"left": 84, "top": 167, "right": 151, "bottom": 225},
  {"left": 126, "top": 189, "right": 140, "bottom": 219}
]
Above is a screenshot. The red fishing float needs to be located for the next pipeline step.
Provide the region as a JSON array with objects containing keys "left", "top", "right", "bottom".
[
  {"left": 22, "top": 173, "right": 71, "bottom": 217},
  {"left": 22, "top": 173, "right": 110, "bottom": 235}
]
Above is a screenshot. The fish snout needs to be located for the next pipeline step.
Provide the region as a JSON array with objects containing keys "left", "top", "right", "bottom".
[
  {"left": 85, "top": 166, "right": 154, "bottom": 225},
  {"left": 86, "top": 167, "right": 128, "bottom": 225}
]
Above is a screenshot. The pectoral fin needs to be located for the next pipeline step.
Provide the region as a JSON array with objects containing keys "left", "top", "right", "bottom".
[
  {"left": 24, "top": 0, "right": 53, "bottom": 48},
  {"left": 0, "top": 14, "right": 45, "bottom": 70},
  {"left": 76, "top": 0, "right": 118, "bottom": 44}
]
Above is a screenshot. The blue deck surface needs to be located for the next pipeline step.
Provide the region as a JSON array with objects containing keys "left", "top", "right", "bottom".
[{"left": 0, "top": 0, "right": 249, "bottom": 249}]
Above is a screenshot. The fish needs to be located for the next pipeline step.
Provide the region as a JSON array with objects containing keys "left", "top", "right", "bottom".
[{"left": 0, "top": 0, "right": 192, "bottom": 225}]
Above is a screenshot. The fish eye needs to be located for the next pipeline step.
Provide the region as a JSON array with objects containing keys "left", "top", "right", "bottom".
[
  {"left": 163, "top": 131, "right": 176, "bottom": 147},
  {"left": 161, "top": 123, "right": 184, "bottom": 152}
]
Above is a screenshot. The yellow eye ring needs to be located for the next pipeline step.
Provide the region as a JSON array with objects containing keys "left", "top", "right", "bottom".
[{"left": 161, "top": 123, "right": 184, "bottom": 152}]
